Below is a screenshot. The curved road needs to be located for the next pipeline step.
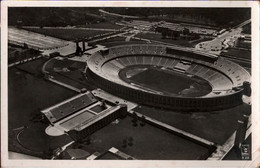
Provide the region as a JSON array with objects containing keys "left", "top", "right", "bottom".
[{"left": 195, "top": 19, "right": 251, "bottom": 55}]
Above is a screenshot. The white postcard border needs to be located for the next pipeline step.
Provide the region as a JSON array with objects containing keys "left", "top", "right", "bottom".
[{"left": 1, "top": 1, "right": 259, "bottom": 167}]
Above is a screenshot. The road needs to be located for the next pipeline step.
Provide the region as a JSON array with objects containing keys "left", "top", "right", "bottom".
[{"left": 194, "top": 19, "right": 251, "bottom": 55}]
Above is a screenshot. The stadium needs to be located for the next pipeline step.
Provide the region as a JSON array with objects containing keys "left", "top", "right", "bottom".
[
  {"left": 7, "top": 7, "right": 253, "bottom": 161},
  {"left": 86, "top": 44, "right": 250, "bottom": 111}
]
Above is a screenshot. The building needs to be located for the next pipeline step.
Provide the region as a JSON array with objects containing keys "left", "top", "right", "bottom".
[{"left": 42, "top": 91, "right": 128, "bottom": 141}]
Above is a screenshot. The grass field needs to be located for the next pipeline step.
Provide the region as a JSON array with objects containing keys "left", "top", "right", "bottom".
[
  {"left": 131, "top": 68, "right": 193, "bottom": 93},
  {"left": 24, "top": 28, "right": 113, "bottom": 41},
  {"left": 8, "top": 59, "right": 80, "bottom": 157},
  {"left": 8, "top": 59, "right": 77, "bottom": 129},
  {"left": 221, "top": 48, "right": 251, "bottom": 60},
  {"left": 134, "top": 103, "right": 251, "bottom": 145},
  {"left": 45, "top": 59, "right": 96, "bottom": 91},
  {"left": 15, "top": 58, "right": 47, "bottom": 76},
  {"left": 8, "top": 46, "right": 42, "bottom": 64},
  {"left": 66, "top": 116, "right": 209, "bottom": 160},
  {"left": 16, "top": 122, "right": 73, "bottom": 153},
  {"left": 121, "top": 67, "right": 211, "bottom": 97},
  {"left": 81, "top": 22, "right": 124, "bottom": 29},
  {"left": 99, "top": 36, "right": 126, "bottom": 43},
  {"left": 236, "top": 40, "right": 251, "bottom": 49},
  {"left": 99, "top": 37, "right": 146, "bottom": 47},
  {"left": 136, "top": 33, "right": 194, "bottom": 47}
]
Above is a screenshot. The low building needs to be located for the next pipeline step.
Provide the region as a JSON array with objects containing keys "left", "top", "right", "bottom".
[{"left": 42, "top": 91, "right": 128, "bottom": 141}]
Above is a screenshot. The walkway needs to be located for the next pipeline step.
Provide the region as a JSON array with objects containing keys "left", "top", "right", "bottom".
[{"left": 8, "top": 55, "right": 42, "bottom": 68}]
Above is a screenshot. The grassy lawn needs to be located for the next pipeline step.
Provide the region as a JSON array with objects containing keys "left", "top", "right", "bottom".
[
  {"left": 100, "top": 41, "right": 148, "bottom": 48},
  {"left": 134, "top": 103, "right": 251, "bottom": 145},
  {"left": 136, "top": 33, "right": 194, "bottom": 47},
  {"left": 123, "top": 67, "right": 211, "bottom": 97},
  {"left": 99, "top": 36, "right": 148, "bottom": 47},
  {"left": 66, "top": 116, "right": 209, "bottom": 160},
  {"left": 81, "top": 22, "right": 124, "bottom": 29},
  {"left": 23, "top": 28, "right": 114, "bottom": 41},
  {"left": 221, "top": 48, "right": 251, "bottom": 60},
  {"left": 8, "top": 46, "right": 42, "bottom": 64},
  {"left": 8, "top": 60, "right": 77, "bottom": 129},
  {"left": 15, "top": 58, "right": 47, "bottom": 76},
  {"left": 236, "top": 40, "right": 251, "bottom": 49},
  {"left": 8, "top": 58, "right": 80, "bottom": 158},
  {"left": 100, "top": 36, "right": 126, "bottom": 43},
  {"left": 46, "top": 59, "right": 96, "bottom": 91}
]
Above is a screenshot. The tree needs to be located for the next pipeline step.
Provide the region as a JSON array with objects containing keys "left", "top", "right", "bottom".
[
  {"left": 161, "top": 30, "right": 167, "bottom": 39},
  {"left": 183, "top": 28, "right": 190, "bottom": 35}
]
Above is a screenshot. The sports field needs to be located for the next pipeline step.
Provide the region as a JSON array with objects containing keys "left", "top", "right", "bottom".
[
  {"left": 65, "top": 116, "right": 210, "bottom": 160},
  {"left": 120, "top": 66, "right": 212, "bottom": 97},
  {"left": 134, "top": 103, "right": 251, "bottom": 145}
]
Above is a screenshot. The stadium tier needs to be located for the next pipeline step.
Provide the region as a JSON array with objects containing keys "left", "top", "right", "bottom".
[
  {"left": 42, "top": 92, "right": 128, "bottom": 140},
  {"left": 42, "top": 92, "right": 98, "bottom": 124},
  {"left": 86, "top": 44, "right": 250, "bottom": 112}
]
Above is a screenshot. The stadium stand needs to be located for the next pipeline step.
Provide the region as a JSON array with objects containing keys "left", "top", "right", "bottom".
[
  {"left": 42, "top": 92, "right": 98, "bottom": 124},
  {"left": 42, "top": 92, "right": 128, "bottom": 140},
  {"left": 86, "top": 44, "right": 250, "bottom": 112}
]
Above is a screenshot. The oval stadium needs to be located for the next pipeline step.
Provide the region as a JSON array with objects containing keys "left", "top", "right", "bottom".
[{"left": 86, "top": 44, "right": 250, "bottom": 112}]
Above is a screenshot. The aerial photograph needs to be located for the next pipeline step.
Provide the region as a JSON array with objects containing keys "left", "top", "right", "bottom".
[{"left": 7, "top": 7, "right": 251, "bottom": 160}]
